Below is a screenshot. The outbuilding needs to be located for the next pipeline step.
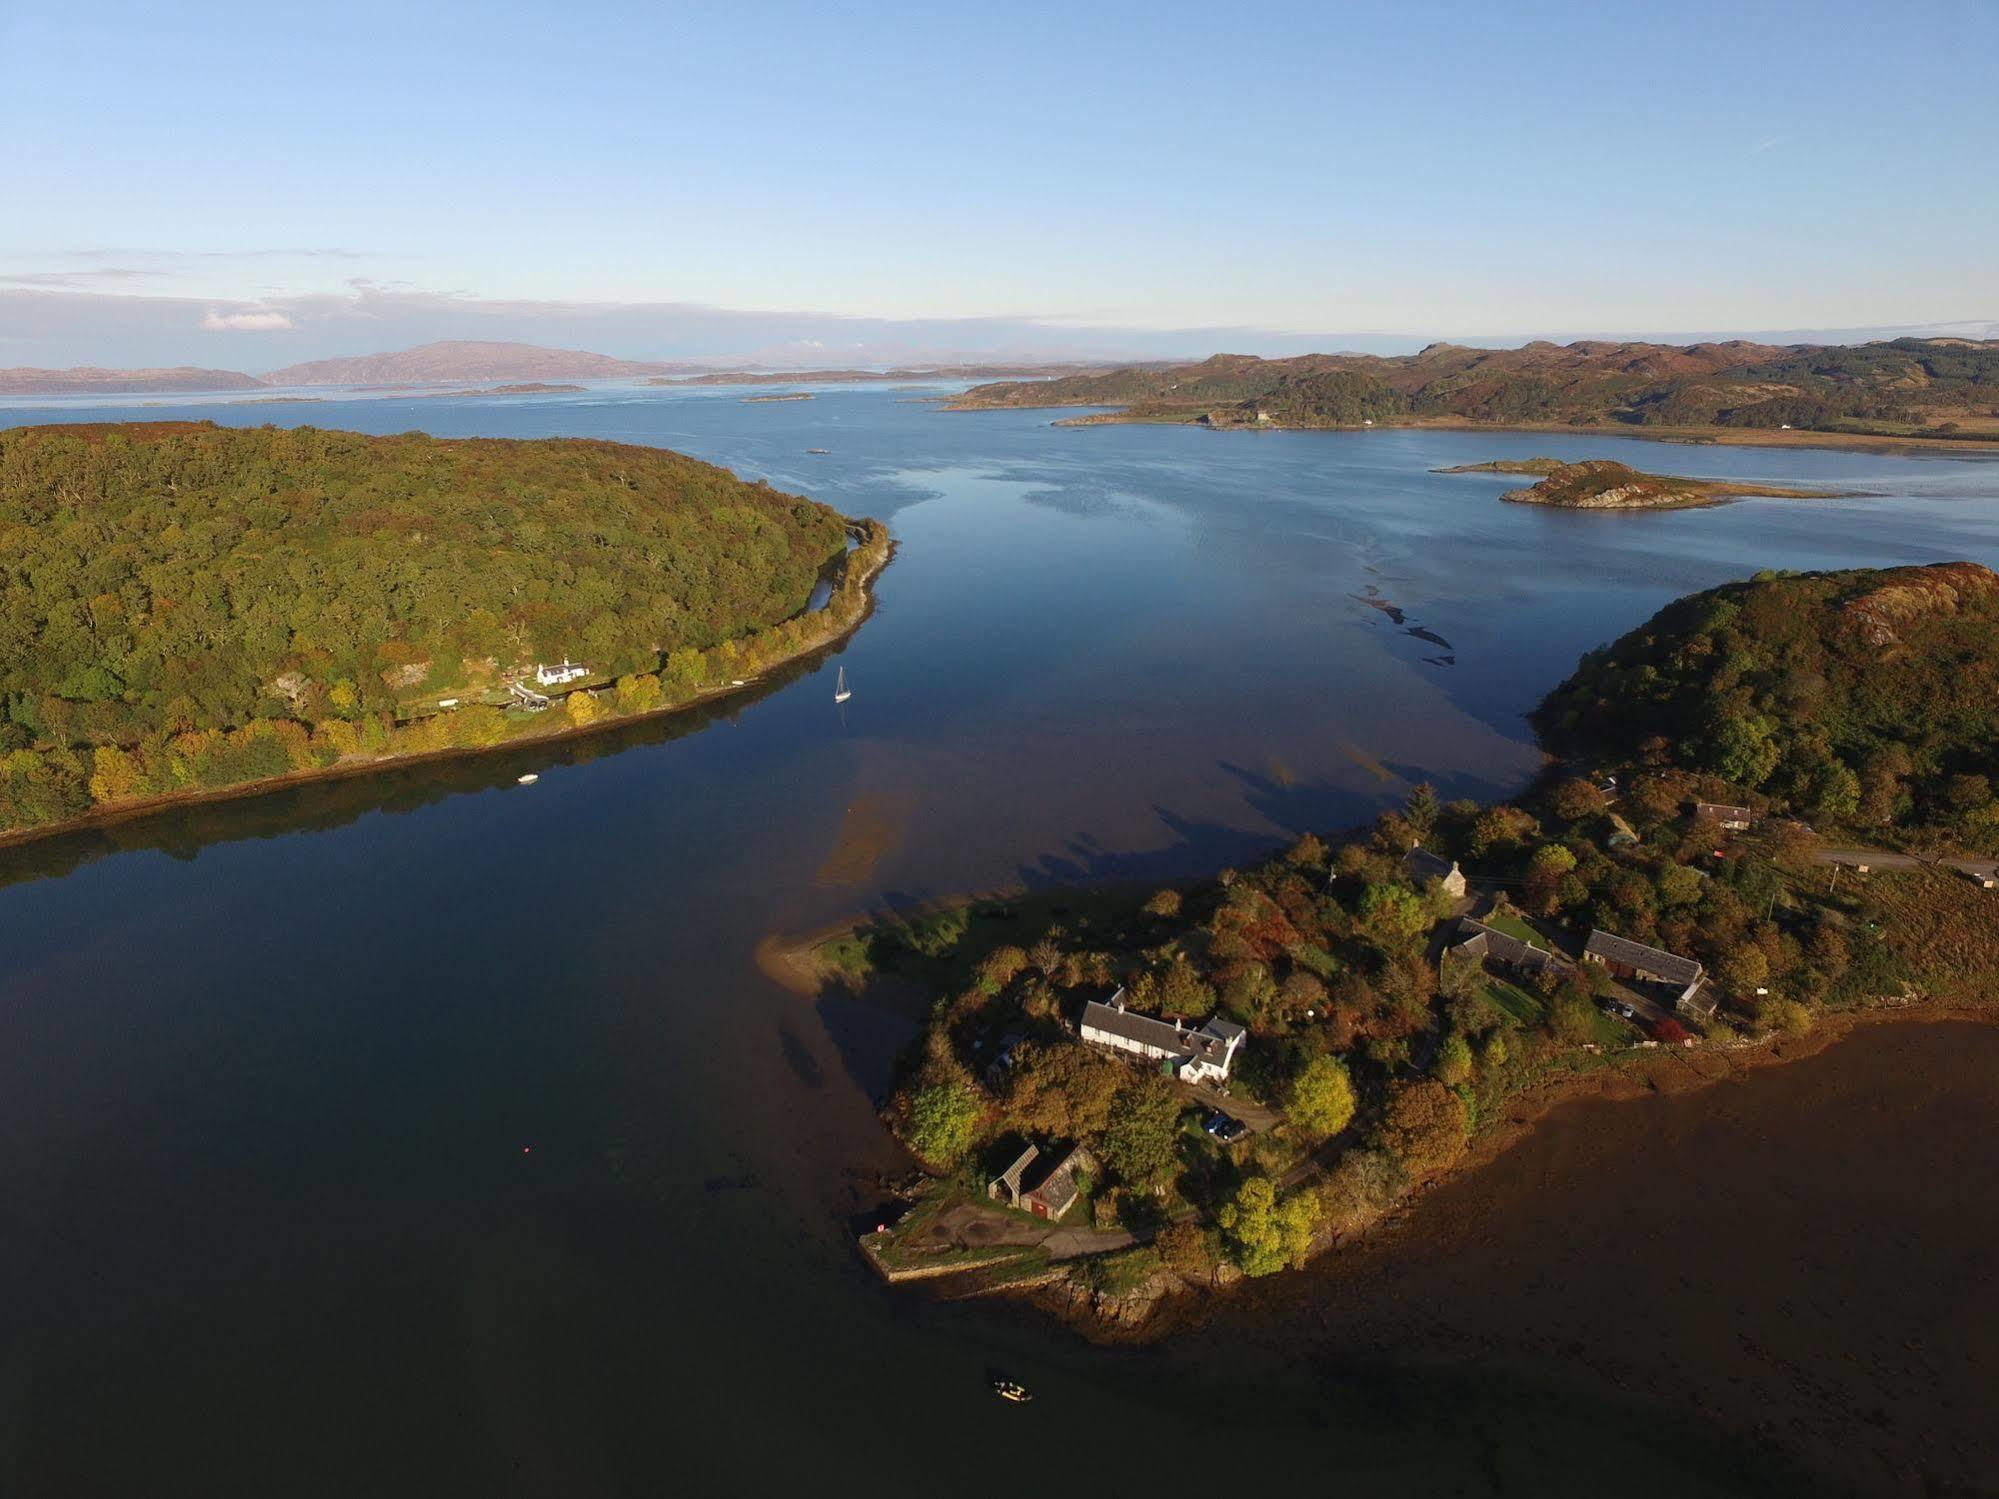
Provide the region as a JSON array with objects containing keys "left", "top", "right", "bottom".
[{"left": 1583, "top": 928, "right": 1706, "bottom": 1006}]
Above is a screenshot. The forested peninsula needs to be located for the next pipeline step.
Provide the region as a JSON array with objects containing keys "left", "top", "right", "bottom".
[
  {"left": 826, "top": 561, "right": 1999, "bottom": 1324},
  {"left": 0, "top": 422, "right": 888, "bottom": 838},
  {"left": 947, "top": 336, "right": 1999, "bottom": 447}
]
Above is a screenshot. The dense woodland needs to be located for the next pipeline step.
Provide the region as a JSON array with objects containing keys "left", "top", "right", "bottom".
[
  {"left": 1541, "top": 562, "right": 1999, "bottom": 849},
  {"left": 0, "top": 422, "right": 862, "bottom": 833},
  {"left": 953, "top": 336, "right": 1999, "bottom": 438}
]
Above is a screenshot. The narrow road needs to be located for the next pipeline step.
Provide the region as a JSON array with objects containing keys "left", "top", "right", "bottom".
[{"left": 1816, "top": 846, "right": 1996, "bottom": 879}]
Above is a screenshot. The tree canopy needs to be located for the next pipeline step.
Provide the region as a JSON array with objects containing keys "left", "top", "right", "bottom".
[
  {"left": 0, "top": 422, "right": 847, "bottom": 744},
  {"left": 0, "top": 421, "right": 858, "bottom": 832}
]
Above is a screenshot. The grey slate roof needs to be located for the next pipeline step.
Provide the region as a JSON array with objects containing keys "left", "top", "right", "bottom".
[
  {"left": 1405, "top": 847, "right": 1459, "bottom": 883},
  {"left": 1585, "top": 929, "right": 1703, "bottom": 987},
  {"left": 1080, "top": 1001, "right": 1242, "bottom": 1068},
  {"left": 1451, "top": 917, "right": 1556, "bottom": 971},
  {"left": 994, "top": 1144, "right": 1038, "bottom": 1198},
  {"left": 1023, "top": 1145, "right": 1091, "bottom": 1217},
  {"left": 1695, "top": 802, "right": 1754, "bottom": 821}
]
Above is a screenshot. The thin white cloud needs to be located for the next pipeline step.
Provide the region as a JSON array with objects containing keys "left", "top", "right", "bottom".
[
  {"left": 67, "top": 247, "right": 371, "bottom": 261},
  {"left": 0, "top": 268, "right": 173, "bottom": 287},
  {"left": 201, "top": 308, "right": 295, "bottom": 331},
  {"left": 1748, "top": 135, "right": 1786, "bottom": 155}
]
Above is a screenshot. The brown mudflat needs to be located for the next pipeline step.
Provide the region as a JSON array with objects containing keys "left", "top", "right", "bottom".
[{"left": 1202, "top": 1018, "right": 1999, "bottom": 1495}]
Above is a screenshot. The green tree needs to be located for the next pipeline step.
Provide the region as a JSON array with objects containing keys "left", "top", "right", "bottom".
[
  {"left": 1356, "top": 882, "right": 1428, "bottom": 952},
  {"left": 1404, "top": 782, "right": 1438, "bottom": 836},
  {"left": 1435, "top": 1032, "right": 1474, "bottom": 1087},
  {"left": 903, "top": 1080, "right": 983, "bottom": 1167},
  {"left": 1217, "top": 1177, "right": 1319, "bottom": 1277},
  {"left": 1099, "top": 1075, "right": 1182, "bottom": 1190},
  {"left": 1287, "top": 1054, "right": 1357, "bottom": 1137},
  {"left": 1656, "top": 863, "right": 1703, "bottom": 907}
]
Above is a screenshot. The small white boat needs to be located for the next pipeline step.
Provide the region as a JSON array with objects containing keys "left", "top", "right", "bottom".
[
  {"left": 517, "top": 773, "right": 539, "bottom": 785},
  {"left": 833, "top": 666, "right": 852, "bottom": 704},
  {"left": 992, "top": 1379, "right": 1032, "bottom": 1404}
]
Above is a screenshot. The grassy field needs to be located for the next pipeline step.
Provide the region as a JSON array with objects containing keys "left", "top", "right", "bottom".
[
  {"left": 1867, "top": 869, "right": 1999, "bottom": 1004},
  {"left": 1480, "top": 974, "right": 1545, "bottom": 1025},
  {"left": 1481, "top": 910, "right": 1544, "bottom": 948}
]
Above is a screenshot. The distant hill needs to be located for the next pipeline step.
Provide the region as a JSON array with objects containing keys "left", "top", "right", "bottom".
[
  {"left": 262, "top": 340, "right": 687, "bottom": 386},
  {"left": 950, "top": 337, "right": 1999, "bottom": 442},
  {"left": 0, "top": 365, "right": 264, "bottom": 396},
  {"left": 649, "top": 362, "right": 1128, "bottom": 386}
]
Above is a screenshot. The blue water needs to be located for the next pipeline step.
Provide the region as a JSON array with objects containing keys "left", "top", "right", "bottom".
[{"left": 2, "top": 384, "right": 1994, "bottom": 1495}]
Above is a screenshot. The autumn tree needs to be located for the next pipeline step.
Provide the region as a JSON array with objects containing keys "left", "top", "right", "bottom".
[{"left": 1376, "top": 1079, "right": 1470, "bottom": 1179}]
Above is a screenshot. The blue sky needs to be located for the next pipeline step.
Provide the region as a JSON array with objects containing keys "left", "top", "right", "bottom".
[{"left": 3, "top": 0, "right": 1995, "bottom": 366}]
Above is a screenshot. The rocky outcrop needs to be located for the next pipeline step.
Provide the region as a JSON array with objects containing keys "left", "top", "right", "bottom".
[{"left": 1501, "top": 459, "right": 1820, "bottom": 510}]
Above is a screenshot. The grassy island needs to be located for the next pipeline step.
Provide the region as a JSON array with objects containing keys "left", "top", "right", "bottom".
[
  {"left": 824, "top": 561, "right": 1999, "bottom": 1320},
  {"left": 947, "top": 336, "right": 1999, "bottom": 449},
  {"left": 0, "top": 421, "right": 889, "bottom": 839}
]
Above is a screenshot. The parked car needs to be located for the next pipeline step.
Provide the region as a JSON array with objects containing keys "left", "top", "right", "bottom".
[{"left": 1203, "top": 1110, "right": 1247, "bottom": 1143}]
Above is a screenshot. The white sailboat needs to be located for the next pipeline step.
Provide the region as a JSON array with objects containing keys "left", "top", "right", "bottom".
[{"left": 833, "top": 666, "right": 852, "bottom": 704}]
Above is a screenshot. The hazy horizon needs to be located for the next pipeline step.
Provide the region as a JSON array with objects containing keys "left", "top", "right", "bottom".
[{"left": 4, "top": 0, "right": 1996, "bottom": 369}]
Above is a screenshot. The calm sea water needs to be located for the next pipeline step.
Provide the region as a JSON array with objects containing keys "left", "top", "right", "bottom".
[{"left": 3, "top": 385, "right": 1996, "bottom": 1495}]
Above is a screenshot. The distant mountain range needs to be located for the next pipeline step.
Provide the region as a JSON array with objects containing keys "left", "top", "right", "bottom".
[
  {"left": 0, "top": 339, "right": 1120, "bottom": 395},
  {"left": 260, "top": 340, "right": 689, "bottom": 386},
  {"left": 0, "top": 365, "right": 266, "bottom": 395}
]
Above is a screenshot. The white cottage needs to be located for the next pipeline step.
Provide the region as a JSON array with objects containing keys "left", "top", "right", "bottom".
[
  {"left": 1080, "top": 991, "right": 1246, "bottom": 1085},
  {"left": 535, "top": 659, "right": 588, "bottom": 687}
]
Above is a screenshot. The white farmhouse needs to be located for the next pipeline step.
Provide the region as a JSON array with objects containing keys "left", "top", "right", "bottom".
[
  {"left": 1080, "top": 990, "right": 1246, "bottom": 1085},
  {"left": 535, "top": 659, "right": 588, "bottom": 687}
]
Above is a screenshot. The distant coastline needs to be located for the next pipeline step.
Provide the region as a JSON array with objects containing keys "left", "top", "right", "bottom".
[
  {"left": 1030, "top": 409, "right": 1999, "bottom": 456},
  {"left": 946, "top": 337, "right": 1999, "bottom": 455}
]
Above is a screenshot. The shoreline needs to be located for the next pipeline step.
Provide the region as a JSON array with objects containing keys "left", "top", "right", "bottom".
[
  {"left": 0, "top": 527, "right": 895, "bottom": 856},
  {"left": 1023, "top": 996, "right": 1999, "bottom": 1349},
  {"left": 777, "top": 881, "right": 1997, "bottom": 1340},
  {"left": 946, "top": 402, "right": 1999, "bottom": 456}
]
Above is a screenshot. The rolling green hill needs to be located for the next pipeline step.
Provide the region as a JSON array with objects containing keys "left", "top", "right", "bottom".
[{"left": 1537, "top": 562, "right": 1999, "bottom": 844}]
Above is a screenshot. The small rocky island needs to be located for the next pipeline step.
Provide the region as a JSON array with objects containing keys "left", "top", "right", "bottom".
[{"left": 1440, "top": 458, "right": 1825, "bottom": 510}]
